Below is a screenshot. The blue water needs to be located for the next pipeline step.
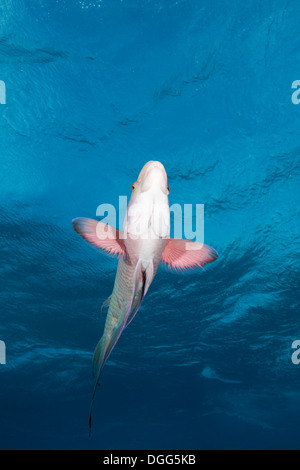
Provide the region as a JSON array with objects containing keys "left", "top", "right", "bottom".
[{"left": 0, "top": 0, "right": 300, "bottom": 450}]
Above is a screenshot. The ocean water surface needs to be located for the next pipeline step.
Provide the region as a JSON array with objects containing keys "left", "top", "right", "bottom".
[{"left": 0, "top": 0, "right": 300, "bottom": 450}]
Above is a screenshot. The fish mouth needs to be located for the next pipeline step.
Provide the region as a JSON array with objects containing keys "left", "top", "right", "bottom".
[{"left": 140, "top": 161, "right": 168, "bottom": 193}]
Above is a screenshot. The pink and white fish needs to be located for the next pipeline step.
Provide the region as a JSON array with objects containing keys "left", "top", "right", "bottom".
[{"left": 72, "top": 161, "right": 218, "bottom": 434}]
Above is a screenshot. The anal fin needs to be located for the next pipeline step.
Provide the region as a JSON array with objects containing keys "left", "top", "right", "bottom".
[
  {"left": 125, "top": 260, "right": 154, "bottom": 329},
  {"left": 100, "top": 295, "right": 111, "bottom": 318}
]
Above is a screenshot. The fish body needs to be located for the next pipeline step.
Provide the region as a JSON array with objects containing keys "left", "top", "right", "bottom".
[{"left": 72, "top": 161, "right": 218, "bottom": 434}]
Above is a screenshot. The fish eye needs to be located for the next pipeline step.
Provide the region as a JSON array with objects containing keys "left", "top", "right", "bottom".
[
  {"left": 131, "top": 183, "right": 136, "bottom": 191},
  {"left": 167, "top": 185, "right": 170, "bottom": 194}
]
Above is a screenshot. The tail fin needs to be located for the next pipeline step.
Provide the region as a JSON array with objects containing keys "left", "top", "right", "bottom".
[{"left": 89, "top": 336, "right": 105, "bottom": 437}]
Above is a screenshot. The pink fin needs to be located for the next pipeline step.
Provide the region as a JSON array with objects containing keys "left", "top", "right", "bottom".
[
  {"left": 162, "top": 238, "right": 218, "bottom": 271},
  {"left": 72, "top": 218, "right": 125, "bottom": 257}
]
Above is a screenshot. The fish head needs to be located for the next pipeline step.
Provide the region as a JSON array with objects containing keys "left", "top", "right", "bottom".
[{"left": 124, "top": 161, "right": 170, "bottom": 239}]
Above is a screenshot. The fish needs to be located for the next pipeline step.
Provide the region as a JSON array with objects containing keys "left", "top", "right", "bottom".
[{"left": 72, "top": 161, "right": 218, "bottom": 435}]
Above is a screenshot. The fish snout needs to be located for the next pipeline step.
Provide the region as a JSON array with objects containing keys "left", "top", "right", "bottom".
[{"left": 141, "top": 161, "right": 168, "bottom": 193}]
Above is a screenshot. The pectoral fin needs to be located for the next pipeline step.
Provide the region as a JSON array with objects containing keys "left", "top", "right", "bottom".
[
  {"left": 162, "top": 238, "right": 218, "bottom": 271},
  {"left": 72, "top": 218, "right": 125, "bottom": 257}
]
